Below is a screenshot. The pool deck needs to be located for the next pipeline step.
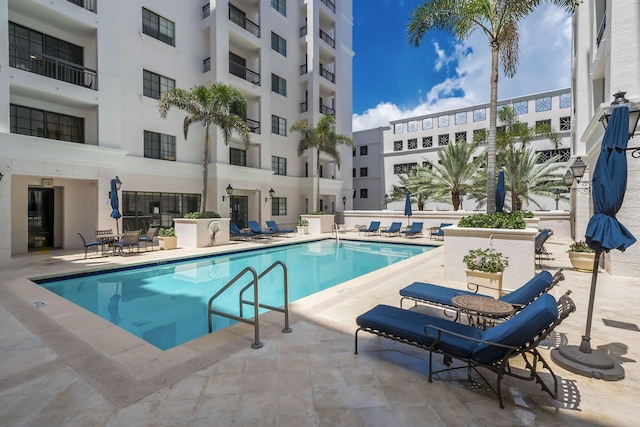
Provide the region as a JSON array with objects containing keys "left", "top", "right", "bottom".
[{"left": 1, "top": 232, "right": 639, "bottom": 426}]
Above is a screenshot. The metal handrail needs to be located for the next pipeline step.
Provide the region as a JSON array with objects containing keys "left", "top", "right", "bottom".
[
  {"left": 208, "top": 266, "right": 263, "bottom": 348},
  {"left": 67, "top": 0, "right": 97, "bottom": 13},
  {"left": 229, "top": 5, "right": 260, "bottom": 37},
  {"left": 333, "top": 223, "right": 340, "bottom": 245},
  {"left": 319, "top": 29, "right": 335, "bottom": 48},
  {"left": 238, "top": 260, "right": 292, "bottom": 333},
  {"left": 9, "top": 48, "right": 97, "bottom": 90},
  {"left": 229, "top": 61, "right": 260, "bottom": 85},
  {"left": 321, "top": 0, "right": 336, "bottom": 13}
]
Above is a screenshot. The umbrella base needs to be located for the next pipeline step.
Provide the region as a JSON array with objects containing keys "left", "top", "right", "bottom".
[{"left": 550, "top": 345, "right": 624, "bottom": 381}]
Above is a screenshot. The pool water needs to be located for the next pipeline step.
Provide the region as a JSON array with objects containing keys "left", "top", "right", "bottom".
[{"left": 36, "top": 240, "right": 431, "bottom": 350}]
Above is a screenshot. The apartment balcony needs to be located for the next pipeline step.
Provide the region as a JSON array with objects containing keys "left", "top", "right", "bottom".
[
  {"left": 320, "top": 65, "right": 335, "bottom": 83},
  {"left": 202, "top": 3, "right": 210, "bottom": 19},
  {"left": 321, "top": 0, "right": 335, "bottom": 13},
  {"left": 203, "top": 57, "right": 211, "bottom": 73},
  {"left": 9, "top": 48, "right": 97, "bottom": 90},
  {"left": 300, "top": 25, "right": 307, "bottom": 38},
  {"left": 245, "top": 117, "right": 260, "bottom": 134},
  {"left": 320, "top": 103, "right": 335, "bottom": 116},
  {"left": 67, "top": 0, "right": 97, "bottom": 13},
  {"left": 229, "top": 61, "right": 260, "bottom": 86},
  {"left": 229, "top": 4, "right": 260, "bottom": 38},
  {"left": 300, "top": 101, "right": 308, "bottom": 113},
  {"left": 319, "top": 29, "right": 335, "bottom": 48},
  {"left": 300, "top": 64, "right": 308, "bottom": 75}
]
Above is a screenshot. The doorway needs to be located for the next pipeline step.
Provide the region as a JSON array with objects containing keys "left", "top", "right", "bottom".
[
  {"left": 230, "top": 195, "right": 248, "bottom": 228},
  {"left": 28, "top": 187, "right": 54, "bottom": 250}
]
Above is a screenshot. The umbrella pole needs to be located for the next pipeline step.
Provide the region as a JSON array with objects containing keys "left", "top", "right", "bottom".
[{"left": 550, "top": 249, "right": 624, "bottom": 380}]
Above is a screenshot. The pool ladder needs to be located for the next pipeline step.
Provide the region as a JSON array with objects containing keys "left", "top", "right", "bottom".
[{"left": 207, "top": 260, "right": 291, "bottom": 349}]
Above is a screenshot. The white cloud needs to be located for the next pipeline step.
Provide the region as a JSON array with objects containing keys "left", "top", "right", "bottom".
[{"left": 352, "top": 5, "right": 572, "bottom": 132}]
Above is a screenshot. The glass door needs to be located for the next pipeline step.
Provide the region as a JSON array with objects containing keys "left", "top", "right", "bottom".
[
  {"left": 230, "top": 195, "right": 248, "bottom": 228},
  {"left": 28, "top": 188, "right": 54, "bottom": 250}
]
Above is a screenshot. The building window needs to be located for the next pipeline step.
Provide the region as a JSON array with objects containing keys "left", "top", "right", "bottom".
[
  {"left": 352, "top": 149, "right": 356, "bottom": 157},
  {"left": 473, "top": 108, "right": 486, "bottom": 122},
  {"left": 455, "top": 131, "right": 466, "bottom": 143},
  {"left": 230, "top": 148, "right": 247, "bottom": 166},
  {"left": 473, "top": 129, "right": 487, "bottom": 144},
  {"left": 438, "top": 115, "right": 449, "bottom": 127},
  {"left": 535, "top": 96, "right": 552, "bottom": 112},
  {"left": 455, "top": 112, "right": 467, "bottom": 125},
  {"left": 393, "top": 163, "right": 418, "bottom": 175},
  {"left": 142, "top": 8, "right": 175, "bottom": 46},
  {"left": 422, "top": 136, "right": 433, "bottom": 148},
  {"left": 394, "top": 123, "right": 403, "bottom": 134},
  {"left": 438, "top": 134, "right": 449, "bottom": 146},
  {"left": 10, "top": 104, "right": 85, "bottom": 143},
  {"left": 144, "top": 130, "right": 176, "bottom": 161},
  {"left": 407, "top": 120, "right": 418, "bottom": 132},
  {"left": 271, "top": 0, "right": 286, "bottom": 16},
  {"left": 271, "top": 73, "right": 287, "bottom": 96},
  {"left": 535, "top": 119, "right": 551, "bottom": 132},
  {"left": 272, "top": 156, "right": 287, "bottom": 175},
  {"left": 122, "top": 191, "right": 200, "bottom": 229},
  {"left": 422, "top": 118, "right": 433, "bottom": 130},
  {"left": 360, "top": 167, "right": 368, "bottom": 177},
  {"left": 514, "top": 101, "right": 528, "bottom": 114},
  {"left": 393, "top": 141, "right": 403, "bottom": 151},
  {"left": 271, "top": 32, "right": 287, "bottom": 56},
  {"left": 143, "top": 70, "right": 175, "bottom": 99},
  {"left": 408, "top": 138, "right": 418, "bottom": 149},
  {"left": 422, "top": 161, "right": 430, "bottom": 168},
  {"left": 271, "top": 115, "right": 287, "bottom": 136},
  {"left": 359, "top": 146, "right": 368, "bottom": 156},
  {"left": 360, "top": 189, "right": 368, "bottom": 199},
  {"left": 560, "top": 93, "right": 572, "bottom": 109},
  {"left": 271, "top": 197, "right": 287, "bottom": 216},
  {"left": 559, "top": 116, "right": 571, "bottom": 131},
  {"left": 352, "top": 168, "right": 356, "bottom": 177},
  {"left": 537, "top": 148, "right": 571, "bottom": 163}
]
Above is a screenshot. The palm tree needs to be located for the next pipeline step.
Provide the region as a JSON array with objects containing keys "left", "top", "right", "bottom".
[
  {"left": 158, "top": 83, "right": 251, "bottom": 213},
  {"left": 407, "top": 0, "right": 579, "bottom": 214},
  {"left": 408, "top": 139, "right": 483, "bottom": 211},
  {"left": 509, "top": 146, "right": 566, "bottom": 210},
  {"left": 290, "top": 115, "right": 354, "bottom": 212},
  {"left": 389, "top": 168, "right": 442, "bottom": 210}
]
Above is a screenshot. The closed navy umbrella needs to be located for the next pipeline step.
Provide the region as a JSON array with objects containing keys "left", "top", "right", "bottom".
[
  {"left": 552, "top": 102, "right": 636, "bottom": 380},
  {"left": 110, "top": 178, "right": 122, "bottom": 234},
  {"left": 404, "top": 192, "right": 412, "bottom": 225},
  {"left": 495, "top": 170, "right": 506, "bottom": 213}
]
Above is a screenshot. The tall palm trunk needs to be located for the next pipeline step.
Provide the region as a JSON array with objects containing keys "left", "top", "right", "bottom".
[
  {"left": 201, "top": 123, "right": 210, "bottom": 213},
  {"left": 316, "top": 149, "right": 321, "bottom": 212},
  {"left": 486, "top": 39, "right": 499, "bottom": 214}
]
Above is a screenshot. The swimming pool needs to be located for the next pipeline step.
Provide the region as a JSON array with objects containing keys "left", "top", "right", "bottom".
[{"left": 36, "top": 240, "right": 431, "bottom": 350}]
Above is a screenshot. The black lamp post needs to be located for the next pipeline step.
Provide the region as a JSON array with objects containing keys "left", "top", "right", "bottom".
[
  {"left": 553, "top": 189, "right": 561, "bottom": 210},
  {"left": 265, "top": 188, "right": 275, "bottom": 202},
  {"left": 222, "top": 184, "right": 233, "bottom": 201},
  {"left": 342, "top": 196, "right": 346, "bottom": 210}
]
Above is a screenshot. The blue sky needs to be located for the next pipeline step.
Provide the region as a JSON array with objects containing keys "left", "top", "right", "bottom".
[{"left": 352, "top": 1, "right": 573, "bottom": 131}]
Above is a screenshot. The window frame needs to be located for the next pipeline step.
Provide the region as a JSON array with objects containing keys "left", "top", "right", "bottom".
[
  {"left": 271, "top": 155, "right": 287, "bottom": 175},
  {"left": 143, "top": 69, "right": 175, "bottom": 99},
  {"left": 10, "top": 104, "right": 84, "bottom": 143},
  {"left": 142, "top": 8, "right": 175, "bottom": 47},
  {"left": 271, "top": 32, "right": 287, "bottom": 56},
  {"left": 271, "top": 0, "right": 286, "bottom": 16},
  {"left": 230, "top": 147, "right": 247, "bottom": 166},
  {"left": 271, "top": 197, "right": 287, "bottom": 216},
  {"left": 271, "top": 73, "right": 287, "bottom": 96},
  {"left": 271, "top": 115, "right": 287, "bottom": 136},
  {"left": 144, "top": 130, "right": 176, "bottom": 161}
]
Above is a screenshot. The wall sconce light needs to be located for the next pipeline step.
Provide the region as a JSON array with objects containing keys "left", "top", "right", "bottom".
[
  {"left": 114, "top": 176, "right": 122, "bottom": 190},
  {"left": 342, "top": 196, "right": 346, "bottom": 209},
  {"left": 564, "top": 158, "right": 590, "bottom": 193},
  {"left": 264, "top": 188, "right": 275, "bottom": 202},
  {"left": 0, "top": 172, "right": 3, "bottom": 182},
  {"left": 222, "top": 184, "right": 233, "bottom": 201},
  {"left": 600, "top": 91, "right": 640, "bottom": 157}
]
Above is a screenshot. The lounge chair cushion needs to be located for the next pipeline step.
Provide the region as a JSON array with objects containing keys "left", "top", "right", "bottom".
[
  {"left": 400, "top": 282, "right": 477, "bottom": 306},
  {"left": 356, "top": 304, "right": 482, "bottom": 358},
  {"left": 498, "top": 270, "right": 552, "bottom": 305},
  {"left": 472, "top": 294, "right": 558, "bottom": 364}
]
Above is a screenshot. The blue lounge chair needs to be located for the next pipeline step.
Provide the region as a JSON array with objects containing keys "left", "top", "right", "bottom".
[
  {"left": 78, "top": 233, "right": 104, "bottom": 259},
  {"left": 266, "top": 220, "right": 295, "bottom": 237},
  {"left": 355, "top": 292, "right": 576, "bottom": 408},
  {"left": 230, "top": 223, "right": 255, "bottom": 240},
  {"left": 113, "top": 230, "right": 141, "bottom": 255},
  {"left": 359, "top": 221, "right": 381, "bottom": 236},
  {"left": 400, "top": 270, "right": 564, "bottom": 318},
  {"left": 139, "top": 226, "right": 158, "bottom": 251},
  {"left": 380, "top": 222, "right": 402, "bottom": 237},
  {"left": 430, "top": 223, "right": 452, "bottom": 240},
  {"left": 402, "top": 222, "right": 423, "bottom": 238},
  {"left": 248, "top": 221, "right": 278, "bottom": 238}
]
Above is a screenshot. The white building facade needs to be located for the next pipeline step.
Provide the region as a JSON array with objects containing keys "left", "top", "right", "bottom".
[
  {"left": 354, "top": 89, "right": 572, "bottom": 212},
  {"left": 0, "top": 0, "right": 353, "bottom": 263},
  {"left": 351, "top": 126, "right": 386, "bottom": 210},
  {"left": 572, "top": 0, "right": 640, "bottom": 276}
]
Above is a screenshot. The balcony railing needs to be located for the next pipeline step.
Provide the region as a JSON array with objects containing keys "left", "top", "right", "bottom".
[
  {"left": 596, "top": 12, "right": 606, "bottom": 47},
  {"left": 320, "top": 66, "right": 335, "bottom": 83},
  {"left": 300, "top": 101, "right": 308, "bottom": 113},
  {"left": 299, "top": 25, "right": 307, "bottom": 37},
  {"left": 67, "top": 0, "right": 97, "bottom": 13},
  {"left": 229, "top": 61, "right": 260, "bottom": 85},
  {"left": 229, "top": 5, "right": 260, "bottom": 38},
  {"left": 300, "top": 64, "right": 307, "bottom": 75},
  {"left": 319, "top": 29, "right": 335, "bottom": 48},
  {"left": 321, "top": 0, "right": 335, "bottom": 13},
  {"left": 202, "top": 3, "right": 210, "bottom": 19},
  {"left": 320, "top": 104, "right": 335, "bottom": 116},
  {"left": 9, "top": 48, "right": 97, "bottom": 90},
  {"left": 244, "top": 118, "right": 260, "bottom": 134},
  {"left": 203, "top": 57, "right": 211, "bottom": 73}
]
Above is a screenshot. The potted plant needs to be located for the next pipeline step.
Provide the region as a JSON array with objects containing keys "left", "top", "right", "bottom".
[
  {"left": 568, "top": 241, "right": 596, "bottom": 272},
  {"left": 297, "top": 218, "right": 309, "bottom": 234},
  {"left": 463, "top": 248, "right": 509, "bottom": 297},
  {"left": 158, "top": 227, "right": 177, "bottom": 250}
]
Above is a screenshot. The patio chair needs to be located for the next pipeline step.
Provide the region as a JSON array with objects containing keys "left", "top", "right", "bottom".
[
  {"left": 230, "top": 223, "right": 255, "bottom": 240},
  {"left": 380, "top": 222, "right": 402, "bottom": 237},
  {"left": 400, "top": 270, "right": 564, "bottom": 321},
  {"left": 401, "top": 222, "right": 423, "bottom": 238},
  {"left": 78, "top": 233, "right": 104, "bottom": 259},
  {"left": 266, "top": 220, "right": 295, "bottom": 237},
  {"left": 430, "top": 223, "right": 452, "bottom": 240},
  {"left": 359, "top": 221, "right": 381, "bottom": 236},
  {"left": 355, "top": 292, "right": 576, "bottom": 408},
  {"left": 248, "top": 221, "right": 278, "bottom": 238},
  {"left": 535, "top": 229, "right": 552, "bottom": 268},
  {"left": 139, "top": 226, "right": 158, "bottom": 251},
  {"left": 113, "top": 230, "right": 141, "bottom": 255}
]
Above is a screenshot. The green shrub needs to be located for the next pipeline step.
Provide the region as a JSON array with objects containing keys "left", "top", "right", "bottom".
[
  {"left": 297, "top": 218, "right": 309, "bottom": 226},
  {"left": 158, "top": 227, "right": 175, "bottom": 237},
  {"left": 458, "top": 212, "right": 526, "bottom": 229},
  {"left": 463, "top": 248, "right": 509, "bottom": 273},
  {"left": 184, "top": 211, "right": 221, "bottom": 219},
  {"left": 569, "top": 241, "right": 594, "bottom": 253},
  {"left": 309, "top": 211, "right": 326, "bottom": 215}
]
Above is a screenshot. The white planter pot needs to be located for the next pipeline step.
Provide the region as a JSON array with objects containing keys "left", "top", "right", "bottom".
[
  {"left": 302, "top": 215, "right": 335, "bottom": 234},
  {"left": 174, "top": 218, "right": 230, "bottom": 247},
  {"left": 568, "top": 251, "right": 596, "bottom": 272},
  {"left": 465, "top": 269, "right": 504, "bottom": 298},
  {"left": 158, "top": 236, "right": 177, "bottom": 250}
]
